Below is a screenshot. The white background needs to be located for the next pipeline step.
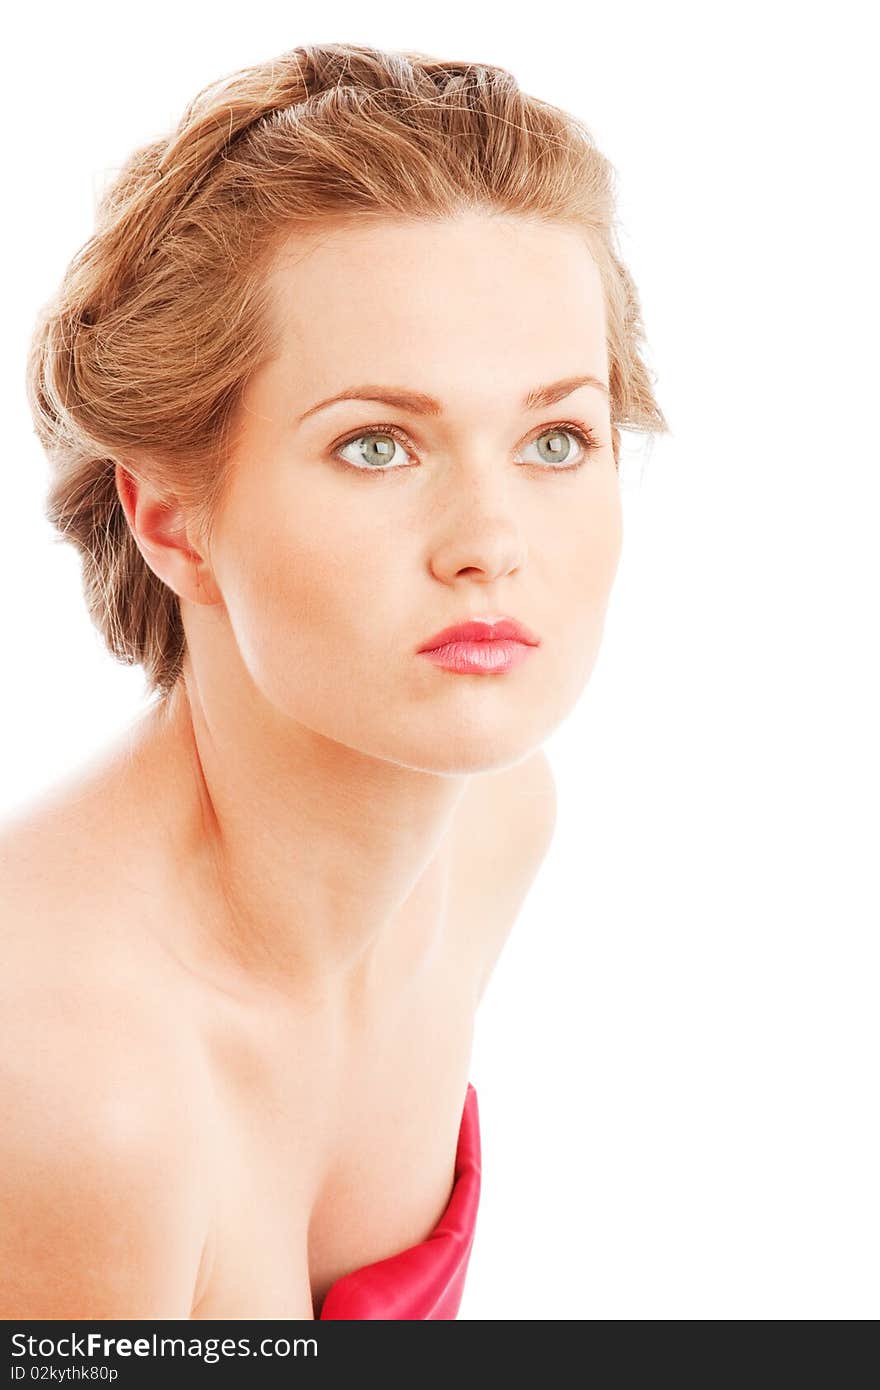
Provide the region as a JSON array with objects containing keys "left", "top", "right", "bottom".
[{"left": 2, "top": 2, "right": 877, "bottom": 1320}]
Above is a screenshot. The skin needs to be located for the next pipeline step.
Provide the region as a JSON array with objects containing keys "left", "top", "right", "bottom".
[{"left": 0, "top": 211, "right": 623, "bottom": 1318}]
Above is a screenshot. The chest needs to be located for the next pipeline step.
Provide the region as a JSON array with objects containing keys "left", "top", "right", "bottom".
[{"left": 189, "top": 928, "right": 479, "bottom": 1320}]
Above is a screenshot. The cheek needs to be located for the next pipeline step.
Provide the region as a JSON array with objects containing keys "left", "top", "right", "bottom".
[
  {"left": 559, "top": 483, "right": 624, "bottom": 599},
  {"left": 212, "top": 471, "right": 373, "bottom": 664},
  {"left": 238, "top": 524, "right": 363, "bottom": 650}
]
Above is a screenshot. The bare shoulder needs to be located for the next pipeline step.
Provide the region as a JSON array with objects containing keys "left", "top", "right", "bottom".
[
  {"left": 0, "top": 828, "right": 210, "bottom": 1318},
  {"left": 448, "top": 749, "right": 558, "bottom": 1001}
]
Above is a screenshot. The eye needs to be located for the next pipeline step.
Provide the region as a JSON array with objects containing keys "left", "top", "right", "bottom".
[
  {"left": 333, "top": 424, "right": 417, "bottom": 473},
  {"left": 329, "top": 420, "right": 602, "bottom": 475},
  {"left": 520, "top": 423, "right": 601, "bottom": 470}
]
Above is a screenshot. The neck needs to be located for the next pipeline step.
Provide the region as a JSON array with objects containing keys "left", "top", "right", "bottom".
[{"left": 132, "top": 662, "right": 470, "bottom": 1014}]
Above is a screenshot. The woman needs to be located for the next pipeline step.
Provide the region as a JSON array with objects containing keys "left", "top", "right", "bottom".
[{"left": 1, "top": 41, "right": 668, "bottom": 1319}]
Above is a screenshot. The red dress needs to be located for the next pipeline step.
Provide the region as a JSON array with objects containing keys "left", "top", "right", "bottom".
[{"left": 318, "top": 1081, "right": 481, "bottom": 1319}]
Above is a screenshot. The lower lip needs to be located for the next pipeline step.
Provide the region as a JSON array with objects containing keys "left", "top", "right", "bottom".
[{"left": 417, "top": 639, "right": 537, "bottom": 674}]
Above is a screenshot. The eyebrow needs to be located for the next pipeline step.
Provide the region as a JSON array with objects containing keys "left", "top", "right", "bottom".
[{"left": 297, "top": 373, "right": 609, "bottom": 423}]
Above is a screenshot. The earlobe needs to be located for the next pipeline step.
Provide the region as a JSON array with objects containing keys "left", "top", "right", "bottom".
[
  {"left": 113, "top": 460, "right": 221, "bottom": 607},
  {"left": 192, "top": 562, "right": 224, "bottom": 607}
]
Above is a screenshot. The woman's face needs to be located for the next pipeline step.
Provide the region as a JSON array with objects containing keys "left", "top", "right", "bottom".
[{"left": 200, "top": 213, "right": 623, "bottom": 773}]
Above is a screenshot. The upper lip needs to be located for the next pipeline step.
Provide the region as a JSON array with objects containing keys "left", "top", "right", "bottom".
[{"left": 416, "top": 615, "right": 541, "bottom": 652}]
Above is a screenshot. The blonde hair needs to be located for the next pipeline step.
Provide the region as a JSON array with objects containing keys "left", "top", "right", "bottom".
[{"left": 25, "top": 41, "right": 670, "bottom": 703}]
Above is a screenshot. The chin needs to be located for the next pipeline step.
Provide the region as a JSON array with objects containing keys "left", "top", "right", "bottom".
[
  {"left": 360, "top": 702, "right": 576, "bottom": 778},
  {"left": 394, "top": 747, "right": 533, "bottom": 778}
]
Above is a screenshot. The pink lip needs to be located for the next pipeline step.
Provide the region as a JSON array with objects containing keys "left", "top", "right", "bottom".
[
  {"left": 416, "top": 616, "right": 541, "bottom": 675},
  {"left": 416, "top": 617, "right": 541, "bottom": 652}
]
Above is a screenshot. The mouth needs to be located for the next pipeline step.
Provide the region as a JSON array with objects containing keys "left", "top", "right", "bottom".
[
  {"left": 416, "top": 616, "right": 541, "bottom": 652},
  {"left": 415, "top": 615, "right": 541, "bottom": 675}
]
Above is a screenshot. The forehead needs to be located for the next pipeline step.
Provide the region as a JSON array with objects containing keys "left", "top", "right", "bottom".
[{"left": 261, "top": 214, "right": 608, "bottom": 388}]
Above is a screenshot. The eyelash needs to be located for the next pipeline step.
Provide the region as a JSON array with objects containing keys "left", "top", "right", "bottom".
[{"left": 328, "top": 419, "right": 602, "bottom": 476}]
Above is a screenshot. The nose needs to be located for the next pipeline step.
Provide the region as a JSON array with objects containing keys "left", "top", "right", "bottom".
[
  {"left": 427, "top": 509, "right": 527, "bottom": 585},
  {"left": 424, "top": 444, "right": 531, "bottom": 584}
]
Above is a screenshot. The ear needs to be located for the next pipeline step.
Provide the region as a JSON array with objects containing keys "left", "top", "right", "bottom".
[
  {"left": 611, "top": 423, "right": 621, "bottom": 472},
  {"left": 114, "top": 461, "right": 222, "bottom": 607}
]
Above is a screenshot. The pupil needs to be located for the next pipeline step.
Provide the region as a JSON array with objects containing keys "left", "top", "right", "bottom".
[{"left": 367, "top": 435, "right": 394, "bottom": 465}]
